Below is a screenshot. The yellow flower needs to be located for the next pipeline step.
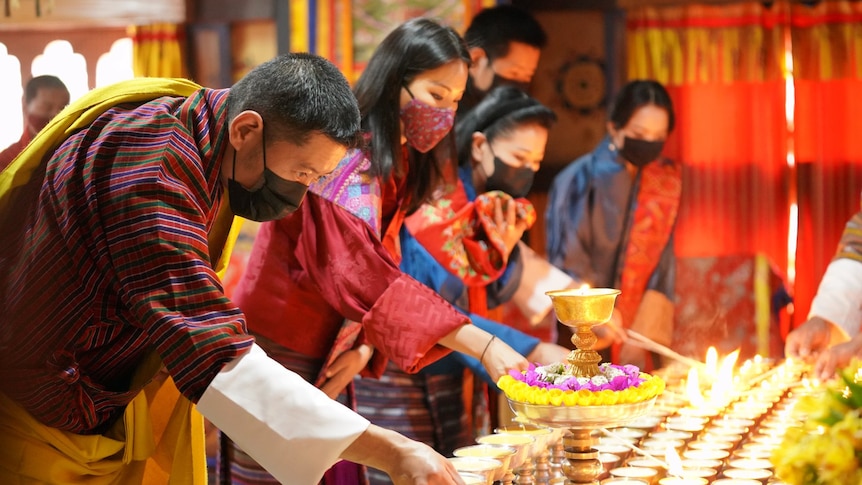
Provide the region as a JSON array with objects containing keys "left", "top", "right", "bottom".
[
  {"left": 771, "top": 360, "right": 862, "bottom": 485},
  {"left": 497, "top": 371, "right": 664, "bottom": 407},
  {"left": 548, "top": 389, "right": 564, "bottom": 406}
]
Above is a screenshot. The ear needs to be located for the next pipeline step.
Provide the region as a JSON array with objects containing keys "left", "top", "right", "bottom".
[
  {"left": 228, "top": 110, "right": 264, "bottom": 150},
  {"left": 606, "top": 121, "right": 621, "bottom": 148},
  {"left": 470, "top": 131, "right": 488, "bottom": 165},
  {"left": 469, "top": 46, "right": 488, "bottom": 66},
  {"left": 471, "top": 131, "right": 496, "bottom": 177}
]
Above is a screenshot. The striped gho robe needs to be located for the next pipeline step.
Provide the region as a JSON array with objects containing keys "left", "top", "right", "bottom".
[{"left": 0, "top": 87, "right": 253, "bottom": 434}]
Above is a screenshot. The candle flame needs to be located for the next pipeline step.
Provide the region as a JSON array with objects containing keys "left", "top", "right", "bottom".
[
  {"left": 686, "top": 367, "right": 704, "bottom": 406},
  {"left": 665, "top": 445, "right": 684, "bottom": 476},
  {"left": 705, "top": 347, "right": 718, "bottom": 379},
  {"left": 711, "top": 349, "right": 739, "bottom": 399},
  {"left": 776, "top": 363, "right": 788, "bottom": 381}
]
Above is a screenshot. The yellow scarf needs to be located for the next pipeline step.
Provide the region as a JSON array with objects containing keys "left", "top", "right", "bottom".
[{"left": 0, "top": 78, "right": 242, "bottom": 484}]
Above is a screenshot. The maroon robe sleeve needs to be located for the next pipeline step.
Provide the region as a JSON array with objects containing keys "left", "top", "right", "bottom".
[
  {"left": 237, "top": 192, "right": 469, "bottom": 373},
  {"left": 0, "top": 134, "right": 30, "bottom": 171}
]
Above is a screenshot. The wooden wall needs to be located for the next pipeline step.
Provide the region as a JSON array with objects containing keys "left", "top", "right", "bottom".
[
  {"left": 0, "top": 0, "right": 185, "bottom": 29},
  {"left": 0, "top": 0, "right": 185, "bottom": 90},
  {"left": 0, "top": 28, "right": 127, "bottom": 93}
]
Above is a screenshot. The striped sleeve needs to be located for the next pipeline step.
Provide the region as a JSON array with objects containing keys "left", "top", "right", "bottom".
[
  {"left": 835, "top": 208, "right": 862, "bottom": 263},
  {"left": 87, "top": 112, "right": 252, "bottom": 402}
]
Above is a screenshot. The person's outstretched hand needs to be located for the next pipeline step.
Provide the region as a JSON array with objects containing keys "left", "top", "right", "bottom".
[
  {"left": 386, "top": 436, "right": 466, "bottom": 485},
  {"left": 341, "top": 425, "right": 466, "bottom": 485},
  {"left": 526, "top": 342, "right": 571, "bottom": 365},
  {"left": 592, "top": 308, "right": 626, "bottom": 350},
  {"left": 481, "top": 336, "right": 529, "bottom": 383},
  {"left": 785, "top": 316, "right": 842, "bottom": 360}
]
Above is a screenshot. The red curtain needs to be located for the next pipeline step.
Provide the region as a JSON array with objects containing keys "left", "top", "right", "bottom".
[
  {"left": 627, "top": 3, "right": 789, "bottom": 266},
  {"left": 791, "top": 2, "right": 862, "bottom": 327},
  {"left": 665, "top": 82, "right": 788, "bottom": 264},
  {"left": 627, "top": 1, "right": 862, "bottom": 343}
]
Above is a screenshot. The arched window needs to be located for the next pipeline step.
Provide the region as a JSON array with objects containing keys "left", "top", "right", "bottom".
[
  {"left": 0, "top": 43, "right": 23, "bottom": 151},
  {"left": 31, "top": 40, "right": 89, "bottom": 103},
  {"left": 96, "top": 38, "right": 134, "bottom": 88}
]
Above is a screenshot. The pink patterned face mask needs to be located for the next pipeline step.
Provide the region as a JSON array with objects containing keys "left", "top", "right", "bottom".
[{"left": 400, "top": 95, "right": 455, "bottom": 153}]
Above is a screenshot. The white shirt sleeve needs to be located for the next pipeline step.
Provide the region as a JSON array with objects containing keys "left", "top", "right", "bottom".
[
  {"left": 197, "top": 343, "right": 370, "bottom": 484},
  {"left": 808, "top": 258, "right": 862, "bottom": 339},
  {"left": 511, "top": 241, "right": 578, "bottom": 325}
]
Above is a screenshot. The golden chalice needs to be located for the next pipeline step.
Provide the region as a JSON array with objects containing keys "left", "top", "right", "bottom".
[{"left": 545, "top": 287, "right": 621, "bottom": 378}]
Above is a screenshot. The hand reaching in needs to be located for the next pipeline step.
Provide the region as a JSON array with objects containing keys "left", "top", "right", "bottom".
[
  {"left": 386, "top": 437, "right": 467, "bottom": 485},
  {"left": 592, "top": 308, "right": 626, "bottom": 350},
  {"left": 341, "top": 425, "right": 466, "bottom": 485},
  {"left": 526, "top": 342, "right": 571, "bottom": 365},
  {"left": 785, "top": 316, "right": 842, "bottom": 360},
  {"left": 812, "top": 334, "right": 862, "bottom": 381},
  {"left": 481, "top": 336, "right": 529, "bottom": 383}
]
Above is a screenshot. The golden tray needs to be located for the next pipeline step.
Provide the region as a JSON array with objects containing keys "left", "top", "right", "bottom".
[{"left": 506, "top": 397, "right": 657, "bottom": 429}]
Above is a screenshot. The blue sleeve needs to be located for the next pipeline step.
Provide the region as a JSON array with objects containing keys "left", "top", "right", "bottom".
[
  {"left": 401, "top": 216, "right": 540, "bottom": 387},
  {"left": 400, "top": 225, "right": 524, "bottom": 310},
  {"left": 422, "top": 312, "right": 540, "bottom": 388},
  {"left": 399, "top": 226, "right": 467, "bottom": 307},
  {"left": 545, "top": 157, "right": 592, "bottom": 276}
]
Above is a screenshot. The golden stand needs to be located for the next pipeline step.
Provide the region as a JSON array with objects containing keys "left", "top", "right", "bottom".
[{"left": 512, "top": 288, "right": 629, "bottom": 485}]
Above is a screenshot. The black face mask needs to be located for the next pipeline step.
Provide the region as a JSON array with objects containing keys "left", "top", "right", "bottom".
[
  {"left": 620, "top": 136, "right": 664, "bottom": 168},
  {"left": 228, "top": 132, "right": 308, "bottom": 222},
  {"left": 485, "top": 154, "right": 535, "bottom": 198}
]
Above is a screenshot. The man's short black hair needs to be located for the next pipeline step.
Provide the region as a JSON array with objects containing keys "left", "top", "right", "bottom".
[
  {"left": 464, "top": 5, "right": 547, "bottom": 61},
  {"left": 227, "top": 53, "right": 362, "bottom": 149}
]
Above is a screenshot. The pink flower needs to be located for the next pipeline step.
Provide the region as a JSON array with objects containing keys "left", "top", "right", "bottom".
[
  {"left": 510, "top": 362, "right": 645, "bottom": 393},
  {"left": 609, "top": 375, "right": 630, "bottom": 391}
]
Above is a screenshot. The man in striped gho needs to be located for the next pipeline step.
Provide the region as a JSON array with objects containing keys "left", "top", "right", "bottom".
[{"left": 0, "top": 53, "right": 465, "bottom": 485}]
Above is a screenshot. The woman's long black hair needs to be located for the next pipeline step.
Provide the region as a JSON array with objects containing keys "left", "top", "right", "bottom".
[{"left": 353, "top": 18, "right": 470, "bottom": 213}]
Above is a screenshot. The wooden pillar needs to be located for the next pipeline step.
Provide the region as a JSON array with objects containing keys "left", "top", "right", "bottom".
[{"left": 274, "top": 0, "right": 290, "bottom": 55}]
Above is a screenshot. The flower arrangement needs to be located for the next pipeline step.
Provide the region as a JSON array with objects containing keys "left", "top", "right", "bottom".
[
  {"left": 497, "top": 362, "right": 665, "bottom": 406},
  {"left": 771, "top": 360, "right": 862, "bottom": 485}
]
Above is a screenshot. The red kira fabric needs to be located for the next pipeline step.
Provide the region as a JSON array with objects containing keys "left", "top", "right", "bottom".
[
  {"left": 613, "top": 160, "right": 682, "bottom": 365},
  {"left": 232, "top": 192, "right": 467, "bottom": 380}
]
